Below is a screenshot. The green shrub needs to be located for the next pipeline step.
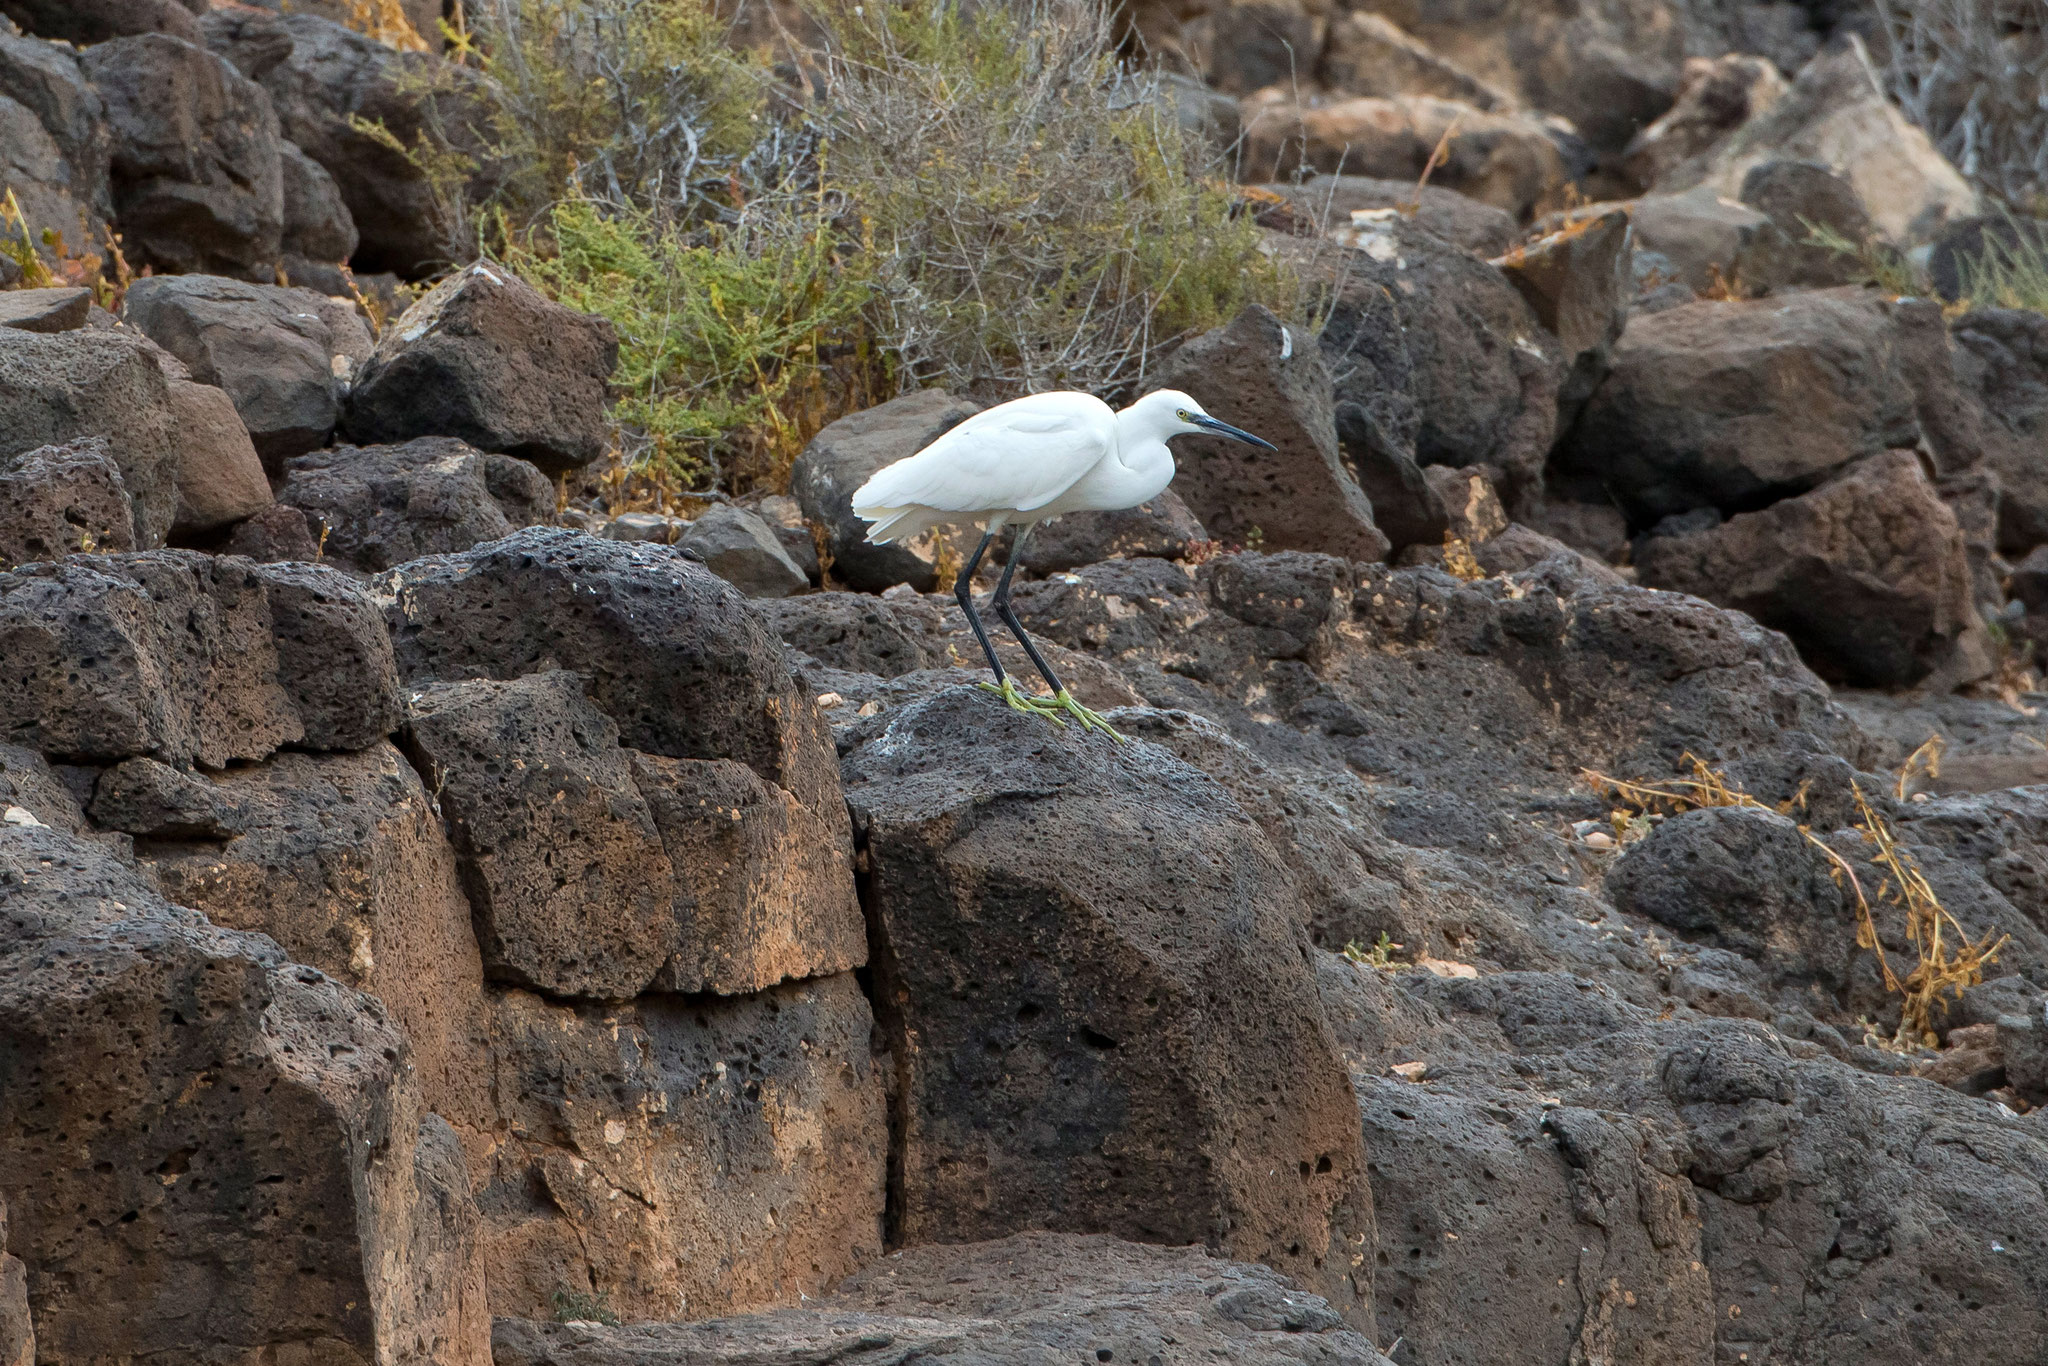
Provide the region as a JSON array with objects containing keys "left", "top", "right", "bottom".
[{"left": 1954, "top": 214, "right": 2048, "bottom": 313}]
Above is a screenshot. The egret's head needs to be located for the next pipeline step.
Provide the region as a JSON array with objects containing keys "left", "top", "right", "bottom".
[{"left": 1131, "top": 389, "right": 1278, "bottom": 450}]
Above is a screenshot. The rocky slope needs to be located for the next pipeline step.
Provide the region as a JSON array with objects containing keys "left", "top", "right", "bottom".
[{"left": 4, "top": 2, "right": 2048, "bottom": 1365}]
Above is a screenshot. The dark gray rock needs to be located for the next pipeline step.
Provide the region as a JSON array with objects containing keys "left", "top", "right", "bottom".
[
  {"left": 0, "top": 286, "right": 89, "bottom": 333},
  {"left": 791, "top": 389, "right": 979, "bottom": 593},
  {"left": 1494, "top": 208, "right": 1631, "bottom": 406},
  {"left": 196, "top": 5, "right": 293, "bottom": 82},
  {"left": 0, "top": 550, "right": 304, "bottom": 767},
  {"left": 1736, "top": 158, "right": 1875, "bottom": 291},
  {"left": 1950, "top": 308, "right": 2048, "bottom": 552},
  {"left": 756, "top": 591, "right": 950, "bottom": 680},
  {"left": 124, "top": 272, "right": 374, "bottom": 465},
  {"left": 1010, "top": 487, "right": 1208, "bottom": 576},
  {"left": 1636, "top": 451, "right": 1981, "bottom": 687},
  {"left": 677, "top": 503, "right": 808, "bottom": 598},
  {"left": 0, "top": 0, "right": 198, "bottom": 43},
  {"left": 279, "top": 139, "right": 357, "bottom": 265},
  {"left": 343, "top": 262, "right": 618, "bottom": 474},
  {"left": 276, "top": 436, "right": 554, "bottom": 574},
  {"left": 80, "top": 34, "right": 284, "bottom": 279},
  {"left": 0, "top": 437, "right": 134, "bottom": 566},
  {"left": 492, "top": 1232, "right": 1392, "bottom": 1366},
  {"left": 841, "top": 686, "right": 1374, "bottom": 1324},
  {"left": 1560, "top": 287, "right": 1921, "bottom": 523},
  {"left": 1260, "top": 174, "right": 1517, "bottom": 255},
  {"left": 0, "top": 25, "right": 113, "bottom": 229},
  {"left": 1927, "top": 214, "right": 2048, "bottom": 304},
  {"left": 0, "top": 328, "right": 178, "bottom": 548},
  {"left": 249, "top": 559, "right": 402, "bottom": 750},
  {"left": 1158, "top": 304, "right": 1389, "bottom": 562},
  {"left": 220, "top": 501, "right": 321, "bottom": 563},
  {"left": 404, "top": 669, "right": 676, "bottom": 1000},
  {"left": 88, "top": 754, "right": 241, "bottom": 838}
]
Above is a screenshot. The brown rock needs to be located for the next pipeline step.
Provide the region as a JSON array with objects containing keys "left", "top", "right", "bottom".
[
  {"left": 1260, "top": 174, "right": 1518, "bottom": 255},
  {"left": 0, "top": 741, "right": 88, "bottom": 835},
  {"left": 221, "top": 501, "right": 323, "bottom": 562},
  {"left": 1241, "top": 92, "right": 1569, "bottom": 220},
  {"left": 0, "top": 437, "right": 135, "bottom": 566},
  {"left": 0, "top": 550, "right": 303, "bottom": 767},
  {"left": 1318, "top": 12, "right": 1512, "bottom": 110},
  {"left": 1158, "top": 304, "right": 1389, "bottom": 562},
  {"left": 89, "top": 754, "right": 242, "bottom": 838},
  {"left": 0, "top": 1203, "right": 27, "bottom": 1366},
  {"left": 166, "top": 377, "right": 273, "bottom": 537},
  {"left": 1559, "top": 287, "right": 1920, "bottom": 522},
  {"left": 631, "top": 752, "right": 864, "bottom": 996},
  {"left": 1621, "top": 54, "right": 1787, "bottom": 190},
  {"left": 0, "top": 821, "right": 490, "bottom": 1365},
  {"left": 403, "top": 670, "right": 677, "bottom": 1001},
  {"left": 493, "top": 1232, "right": 1393, "bottom": 1366},
  {"left": 278, "top": 436, "right": 556, "bottom": 574},
  {"left": 481, "top": 973, "right": 886, "bottom": 1323},
  {"left": 0, "top": 0, "right": 200, "bottom": 43},
  {"left": 142, "top": 743, "right": 497, "bottom": 1167},
  {"left": 0, "top": 285, "right": 90, "bottom": 333},
  {"left": 0, "top": 328, "right": 180, "bottom": 548},
  {"left": 841, "top": 686, "right": 1375, "bottom": 1325},
  {"left": 344, "top": 262, "right": 619, "bottom": 474},
  {"left": 1493, "top": 209, "right": 1631, "bottom": 379},
  {"left": 1012, "top": 487, "right": 1210, "bottom": 576},
  {"left": 1636, "top": 451, "right": 1979, "bottom": 687}
]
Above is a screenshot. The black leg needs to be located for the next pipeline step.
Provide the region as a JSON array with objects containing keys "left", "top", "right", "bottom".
[
  {"left": 955, "top": 529, "right": 1005, "bottom": 683},
  {"left": 991, "top": 525, "right": 1068, "bottom": 697}
]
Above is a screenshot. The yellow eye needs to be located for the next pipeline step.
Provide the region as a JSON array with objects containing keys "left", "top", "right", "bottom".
[{"left": 1176, "top": 409, "right": 1190, "bottom": 421}]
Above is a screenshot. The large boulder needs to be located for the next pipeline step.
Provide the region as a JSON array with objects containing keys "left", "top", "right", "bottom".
[
  {"left": 122, "top": 273, "right": 374, "bottom": 464},
  {"left": 0, "top": 26, "right": 113, "bottom": 232},
  {"left": 343, "top": 262, "right": 619, "bottom": 474},
  {"left": 840, "top": 686, "right": 1375, "bottom": 1324},
  {"left": 0, "top": 0, "right": 198, "bottom": 43},
  {"left": 279, "top": 139, "right": 359, "bottom": 266},
  {"left": 1559, "top": 287, "right": 1920, "bottom": 523},
  {"left": 0, "top": 90, "right": 102, "bottom": 272},
  {"left": 0, "top": 328, "right": 179, "bottom": 547},
  {"left": 1950, "top": 308, "right": 2048, "bottom": 552},
  {"left": 1011, "top": 487, "right": 1209, "bottom": 577},
  {"left": 1157, "top": 303, "right": 1389, "bottom": 561},
  {"left": 791, "top": 389, "right": 980, "bottom": 593},
  {"left": 79, "top": 34, "right": 284, "bottom": 279},
  {"left": 479, "top": 974, "right": 886, "bottom": 1322},
  {"left": 0, "top": 821, "right": 490, "bottom": 1365},
  {"left": 0, "top": 437, "right": 134, "bottom": 566},
  {"left": 276, "top": 436, "right": 555, "bottom": 574},
  {"left": 248, "top": 559, "right": 404, "bottom": 749},
  {"left": 378, "top": 528, "right": 851, "bottom": 868},
  {"left": 1657, "top": 37, "right": 1977, "bottom": 245},
  {"left": 493, "top": 1232, "right": 1393, "bottom": 1366},
  {"left": 136, "top": 743, "right": 494, "bottom": 1160},
  {"left": 1636, "top": 451, "right": 1980, "bottom": 687},
  {"left": 676, "top": 502, "right": 809, "bottom": 599},
  {"left": 251, "top": 13, "right": 474, "bottom": 277},
  {"left": 403, "top": 670, "right": 678, "bottom": 1001},
  {"left": 1240, "top": 91, "right": 1571, "bottom": 220}
]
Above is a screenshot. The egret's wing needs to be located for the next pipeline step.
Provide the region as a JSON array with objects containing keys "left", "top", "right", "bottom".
[{"left": 851, "top": 393, "right": 1115, "bottom": 517}]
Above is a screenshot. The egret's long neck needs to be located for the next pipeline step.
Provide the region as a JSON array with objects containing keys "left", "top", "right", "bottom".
[{"left": 1105, "top": 407, "right": 1178, "bottom": 506}]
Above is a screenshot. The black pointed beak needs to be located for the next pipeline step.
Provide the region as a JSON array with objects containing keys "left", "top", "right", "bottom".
[{"left": 1191, "top": 414, "right": 1277, "bottom": 451}]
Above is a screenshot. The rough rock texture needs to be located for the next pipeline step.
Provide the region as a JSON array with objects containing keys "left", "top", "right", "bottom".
[
  {"left": 493, "top": 1233, "right": 1393, "bottom": 1366},
  {"left": 403, "top": 670, "right": 677, "bottom": 1001},
  {"left": 0, "top": 551, "right": 302, "bottom": 767},
  {"left": 0, "top": 1193, "right": 26, "bottom": 1366},
  {"left": 249, "top": 559, "right": 404, "bottom": 749},
  {"left": 279, "top": 139, "right": 359, "bottom": 265},
  {"left": 0, "top": 286, "right": 91, "bottom": 334},
  {"left": 221, "top": 500, "right": 322, "bottom": 562},
  {"left": 842, "top": 686, "right": 1375, "bottom": 1324},
  {"left": 0, "top": 437, "right": 135, "bottom": 566},
  {"left": 0, "top": 87, "right": 103, "bottom": 276},
  {"left": 277, "top": 437, "right": 555, "bottom": 574},
  {"left": 791, "top": 389, "right": 980, "bottom": 593},
  {"left": 481, "top": 973, "right": 887, "bottom": 1324},
  {"left": 1560, "top": 288, "right": 1920, "bottom": 523},
  {"left": 1158, "top": 304, "right": 1389, "bottom": 562},
  {"left": 344, "top": 262, "right": 619, "bottom": 473},
  {"left": 677, "top": 503, "right": 809, "bottom": 599},
  {"left": 140, "top": 743, "right": 496, "bottom": 1164},
  {"left": 380, "top": 529, "right": 843, "bottom": 804},
  {"left": 1493, "top": 208, "right": 1631, "bottom": 403},
  {"left": 123, "top": 273, "right": 374, "bottom": 464},
  {"left": 1950, "top": 308, "right": 2048, "bottom": 552},
  {"left": 1736, "top": 157, "right": 1874, "bottom": 291},
  {"left": 164, "top": 376, "right": 272, "bottom": 537},
  {"left": 0, "top": 328, "right": 179, "bottom": 548},
  {"left": 253, "top": 13, "right": 472, "bottom": 277},
  {"left": 1636, "top": 451, "right": 1979, "bottom": 687},
  {"left": 80, "top": 34, "right": 284, "bottom": 279},
  {"left": 1012, "top": 488, "right": 1208, "bottom": 576},
  {"left": 0, "top": 821, "right": 490, "bottom": 1365},
  {"left": 630, "top": 750, "right": 865, "bottom": 996}
]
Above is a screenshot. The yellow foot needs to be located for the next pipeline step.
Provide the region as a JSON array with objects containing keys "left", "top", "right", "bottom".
[
  {"left": 976, "top": 677, "right": 1067, "bottom": 724},
  {"left": 1049, "top": 689, "right": 1127, "bottom": 742}
]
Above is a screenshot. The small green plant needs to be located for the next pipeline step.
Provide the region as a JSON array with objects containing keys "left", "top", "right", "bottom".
[
  {"left": 1, "top": 189, "right": 56, "bottom": 288},
  {"left": 550, "top": 1286, "right": 621, "bottom": 1326},
  {"left": 1802, "top": 219, "right": 1927, "bottom": 297},
  {"left": 1343, "top": 932, "right": 1402, "bottom": 969},
  {"left": 1954, "top": 213, "right": 2048, "bottom": 314},
  {"left": 505, "top": 197, "right": 873, "bottom": 487}
]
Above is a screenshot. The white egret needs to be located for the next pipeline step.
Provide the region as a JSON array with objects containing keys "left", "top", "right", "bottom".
[{"left": 851, "top": 388, "right": 1275, "bottom": 739}]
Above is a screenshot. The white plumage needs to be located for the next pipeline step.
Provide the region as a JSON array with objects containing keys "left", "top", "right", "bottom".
[{"left": 847, "top": 387, "right": 1275, "bottom": 740}]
